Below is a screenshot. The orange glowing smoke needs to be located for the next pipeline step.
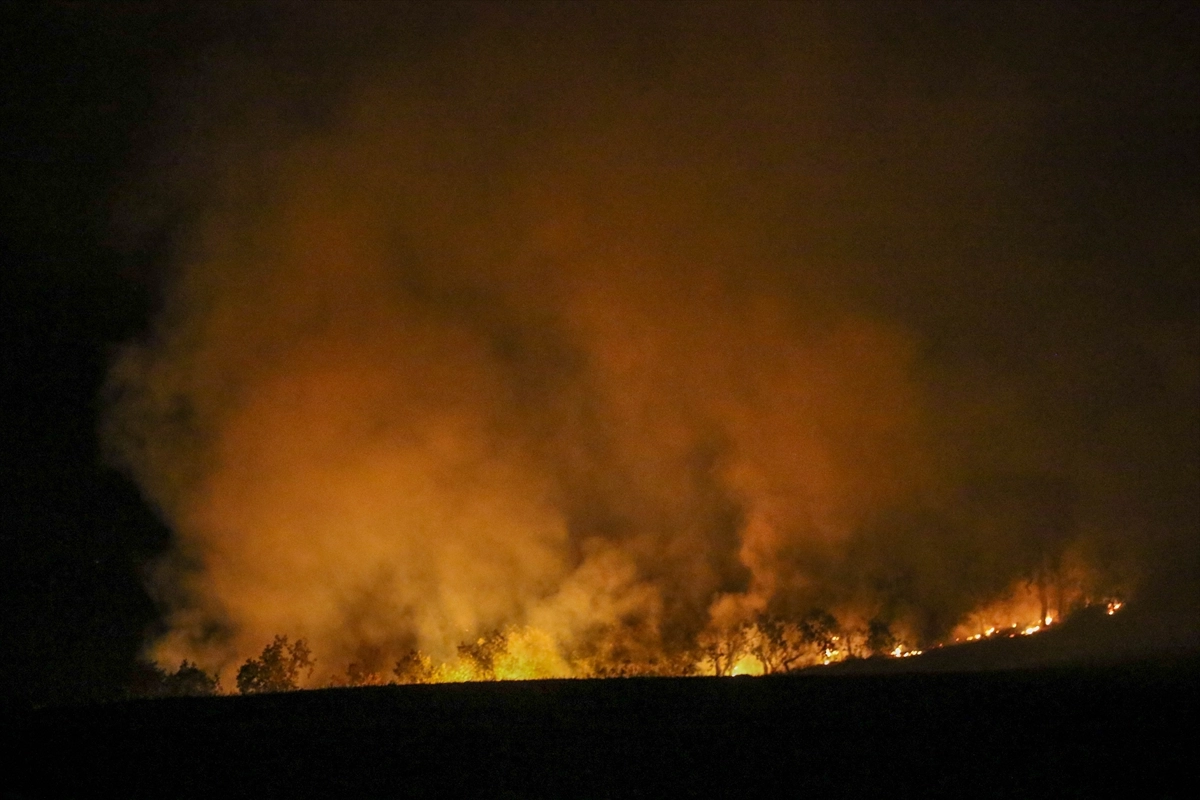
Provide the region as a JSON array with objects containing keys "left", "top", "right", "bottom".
[{"left": 102, "top": 6, "right": 1153, "bottom": 689}]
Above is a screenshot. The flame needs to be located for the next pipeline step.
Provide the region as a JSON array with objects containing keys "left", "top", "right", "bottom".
[
  {"left": 166, "top": 560, "right": 1127, "bottom": 689},
  {"left": 890, "top": 644, "right": 923, "bottom": 658},
  {"left": 213, "top": 590, "right": 1128, "bottom": 691},
  {"left": 100, "top": 3, "right": 1173, "bottom": 703},
  {"left": 730, "top": 655, "right": 765, "bottom": 677},
  {"left": 492, "top": 628, "right": 573, "bottom": 681}
]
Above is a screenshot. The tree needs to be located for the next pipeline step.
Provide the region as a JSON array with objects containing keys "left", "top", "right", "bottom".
[
  {"left": 456, "top": 630, "right": 506, "bottom": 680},
  {"left": 746, "top": 616, "right": 810, "bottom": 674},
  {"left": 698, "top": 624, "right": 749, "bottom": 676},
  {"left": 236, "top": 635, "right": 314, "bottom": 694},
  {"left": 393, "top": 650, "right": 434, "bottom": 684},
  {"left": 162, "top": 660, "right": 221, "bottom": 696},
  {"left": 131, "top": 660, "right": 221, "bottom": 698},
  {"left": 865, "top": 616, "right": 898, "bottom": 656},
  {"left": 798, "top": 609, "right": 842, "bottom": 661}
]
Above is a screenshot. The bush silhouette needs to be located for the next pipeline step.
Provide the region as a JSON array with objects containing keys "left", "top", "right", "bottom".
[
  {"left": 163, "top": 660, "right": 221, "bottom": 696},
  {"left": 131, "top": 660, "right": 221, "bottom": 698},
  {"left": 393, "top": 650, "right": 434, "bottom": 684},
  {"left": 236, "top": 635, "right": 314, "bottom": 694}
]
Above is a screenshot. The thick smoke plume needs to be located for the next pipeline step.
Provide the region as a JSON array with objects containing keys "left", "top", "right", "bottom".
[{"left": 104, "top": 4, "right": 1197, "bottom": 680}]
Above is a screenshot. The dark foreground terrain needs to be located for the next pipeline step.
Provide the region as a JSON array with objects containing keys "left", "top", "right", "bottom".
[{"left": 5, "top": 654, "right": 1196, "bottom": 799}]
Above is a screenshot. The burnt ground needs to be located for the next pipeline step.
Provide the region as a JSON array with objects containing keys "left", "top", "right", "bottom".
[{"left": 4, "top": 652, "right": 1195, "bottom": 799}]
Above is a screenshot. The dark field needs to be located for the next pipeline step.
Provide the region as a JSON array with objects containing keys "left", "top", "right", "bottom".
[{"left": 5, "top": 653, "right": 1195, "bottom": 799}]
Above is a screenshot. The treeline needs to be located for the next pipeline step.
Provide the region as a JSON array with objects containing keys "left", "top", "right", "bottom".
[
  {"left": 132, "top": 611, "right": 906, "bottom": 697},
  {"left": 696, "top": 611, "right": 901, "bottom": 677},
  {"left": 129, "top": 635, "right": 312, "bottom": 698}
]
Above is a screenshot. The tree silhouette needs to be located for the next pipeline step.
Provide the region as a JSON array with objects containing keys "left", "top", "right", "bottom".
[
  {"left": 163, "top": 660, "right": 221, "bottom": 696},
  {"left": 698, "top": 624, "right": 750, "bottom": 676},
  {"left": 798, "top": 609, "right": 841, "bottom": 660},
  {"left": 132, "top": 660, "right": 221, "bottom": 697},
  {"left": 393, "top": 649, "right": 434, "bottom": 684},
  {"left": 746, "top": 616, "right": 811, "bottom": 674},
  {"left": 457, "top": 630, "right": 506, "bottom": 680},
  {"left": 236, "top": 635, "right": 314, "bottom": 694},
  {"left": 865, "top": 617, "right": 898, "bottom": 656}
]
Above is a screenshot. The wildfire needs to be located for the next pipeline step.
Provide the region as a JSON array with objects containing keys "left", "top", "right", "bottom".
[
  {"left": 890, "top": 645, "right": 923, "bottom": 658},
  {"left": 730, "top": 655, "right": 765, "bottom": 677},
  {"left": 180, "top": 589, "right": 1129, "bottom": 691},
  {"left": 327, "top": 597, "right": 1122, "bottom": 688},
  {"left": 439, "top": 594, "right": 1120, "bottom": 684},
  {"left": 174, "top": 587, "right": 1128, "bottom": 695},
  {"left": 947, "top": 596, "right": 1124, "bottom": 648}
]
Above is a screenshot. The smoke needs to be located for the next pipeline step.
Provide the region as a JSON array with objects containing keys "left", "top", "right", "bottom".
[{"left": 104, "top": 3, "right": 1197, "bottom": 679}]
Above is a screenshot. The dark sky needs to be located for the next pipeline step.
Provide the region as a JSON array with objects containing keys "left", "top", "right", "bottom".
[{"left": 2, "top": 2, "right": 1197, "bottom": 703}]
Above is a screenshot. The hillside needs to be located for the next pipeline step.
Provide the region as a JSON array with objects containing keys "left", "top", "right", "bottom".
[{"left": 7, "top": 649, "right": 1195, "bottom": 798}]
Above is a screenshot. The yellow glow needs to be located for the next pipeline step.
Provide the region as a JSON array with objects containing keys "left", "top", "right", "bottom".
[
  {"left": 218, "top": 592, "right": 1130, "bottom": 689},
  {"left": 730, "top": 654, "right": 765, "bottom": 676},
  {"left": 492, "top": 628, "right": 573, "bottom": 680}
]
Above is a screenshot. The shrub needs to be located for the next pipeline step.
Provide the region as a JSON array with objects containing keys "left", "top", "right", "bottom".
[
  {"left": 163, "top": 660, "right": 221, "bottom": 696},
  {"left": 236, "top": 635, "right": 314, "bottom": 694},
  {"left": 393, "top": 650, "right": 434, "bottom": 684},
  {"left": 131, "top": 660, "right": 221, "bottom": 698}
]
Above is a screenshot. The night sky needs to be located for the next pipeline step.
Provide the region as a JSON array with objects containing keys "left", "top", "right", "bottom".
[{"left": 2, "top": 2, "right": 1197, "bottom": 705}]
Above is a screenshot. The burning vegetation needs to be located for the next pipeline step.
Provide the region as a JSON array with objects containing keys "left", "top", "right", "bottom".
[
  {"left": 140, "top": 592, "right": 1126, "bottom": 695},
  {"left": 103, "top": 6, "right": 1187, "bottom": 697}
]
